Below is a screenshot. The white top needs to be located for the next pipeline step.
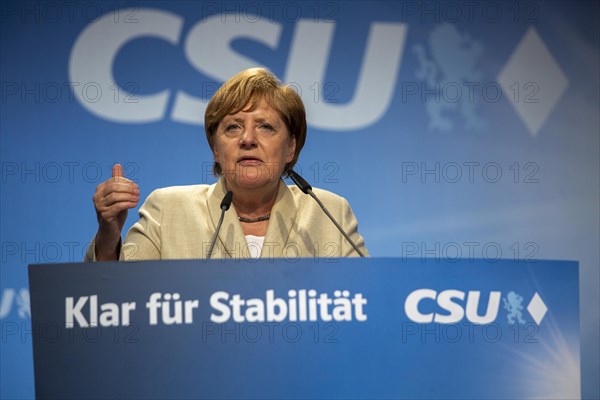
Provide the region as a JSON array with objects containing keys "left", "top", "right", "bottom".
[{"left": 245, "top": 235, "right": 265, "bottom": 259}]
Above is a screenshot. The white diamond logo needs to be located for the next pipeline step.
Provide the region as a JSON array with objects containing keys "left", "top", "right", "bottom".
[
  {"left": 497, "top": 27, "right": 569, "bottom": 136},
  {"left": 527, "top": 292, "right": 548, "bottom": 325}
]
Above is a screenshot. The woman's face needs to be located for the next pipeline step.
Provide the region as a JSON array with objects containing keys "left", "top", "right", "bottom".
[{"left": 213, "top": 98, "right": 296, "bottom": 191}]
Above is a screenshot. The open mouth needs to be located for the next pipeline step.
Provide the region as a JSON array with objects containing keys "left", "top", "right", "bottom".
[{"left": 237, "top": 156, "right": 263, "bottom": 165}]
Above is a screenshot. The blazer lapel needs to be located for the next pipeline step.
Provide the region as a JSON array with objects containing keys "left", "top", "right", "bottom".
[
  {"left": 207, "top": 178, "right": 247, "bottom": 259},
  {"left": 263, "top": 180, "right": 298, "bottom": 258}
]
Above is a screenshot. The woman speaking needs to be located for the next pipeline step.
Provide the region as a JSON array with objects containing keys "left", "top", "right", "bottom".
[{"left": 86, "top": 68, "right": 368, "bottom": 261}]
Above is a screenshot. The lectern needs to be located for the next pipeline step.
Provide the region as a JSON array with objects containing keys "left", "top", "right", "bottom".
[{"left": 29, "top": 258, "right": 580, "bottom": 399}]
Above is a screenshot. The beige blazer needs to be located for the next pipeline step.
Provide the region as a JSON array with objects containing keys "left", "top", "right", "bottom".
[{"left": 86, "top": 178, "right": 368, "bottom": 261}]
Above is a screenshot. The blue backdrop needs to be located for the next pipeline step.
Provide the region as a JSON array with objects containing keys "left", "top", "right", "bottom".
[{"left": 1, "top": 1, "right": 598, "bottom": 398}]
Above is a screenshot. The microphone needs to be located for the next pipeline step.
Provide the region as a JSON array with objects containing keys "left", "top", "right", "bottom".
[
  {"left": 288, "top": 170, "right": 365, "bottom": 257},
  {"left": 206, "top": 190, "right": 233, "bottom": 259}
]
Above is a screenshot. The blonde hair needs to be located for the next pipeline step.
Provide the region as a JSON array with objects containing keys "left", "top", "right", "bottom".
[{"left": 204, "top": 68, "right": 307, "bottom": 176}]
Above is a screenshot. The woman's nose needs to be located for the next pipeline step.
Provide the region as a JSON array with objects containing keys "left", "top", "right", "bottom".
[{"left": 240, "top": 128, "right": 257, "bottom": 147}]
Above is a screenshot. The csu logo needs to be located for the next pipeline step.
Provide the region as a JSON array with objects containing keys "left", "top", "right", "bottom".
[
  {"left": 404, "top": 289, "right": 502, "bottom": 324},
  {"left": 404, "top": 289, "right": 548, "bottom": 325},
  {"left": 69, "top": 8, "right": 407, "bottom": 130}
]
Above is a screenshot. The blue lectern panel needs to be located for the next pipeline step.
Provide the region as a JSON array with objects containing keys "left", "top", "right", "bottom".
[{"left": 28, "top": 258, "right": 579, "bottom": 399}]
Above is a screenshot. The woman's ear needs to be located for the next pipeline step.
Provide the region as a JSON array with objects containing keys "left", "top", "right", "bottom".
[
  {"left": 287, "top": 136, "right": 296, "bottom": 163},
  {"left": 212, "top": 145, "right": 220, "bottom": 163}
]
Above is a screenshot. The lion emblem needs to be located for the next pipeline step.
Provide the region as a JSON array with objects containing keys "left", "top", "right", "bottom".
[
  {"left": 413, "top": 23, "right": 485, "bottom": 132},
  {"left": 503, "top": 291, "right": 526, "bottom": 325}
]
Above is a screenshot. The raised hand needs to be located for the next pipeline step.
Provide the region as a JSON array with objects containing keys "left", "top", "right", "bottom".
[{"left": 92, "top": 163, "right": 139, "bottom": 260}]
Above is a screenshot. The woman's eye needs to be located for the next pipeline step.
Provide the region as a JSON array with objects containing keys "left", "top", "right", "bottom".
[
  {"left": 225, "top": 124, "right": 240, "bottom": 132},
  {"left": 259, "top": 124, "right": 274, "bottom": 131}
]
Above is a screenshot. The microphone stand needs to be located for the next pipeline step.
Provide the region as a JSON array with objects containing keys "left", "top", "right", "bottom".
[
  {"left": 288, "top": 170, "right": 365, "bottom": 258},
  {"left": 206, "top": 191, "right": 233, "bottom": 259}
]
